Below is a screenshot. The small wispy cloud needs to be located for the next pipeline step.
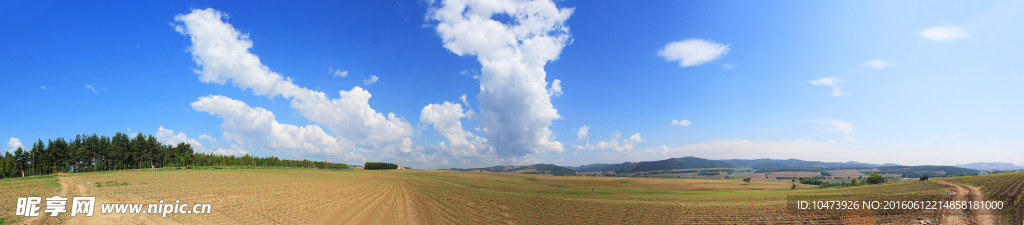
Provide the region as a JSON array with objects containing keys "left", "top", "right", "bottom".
[
  {"left": 720, "top": 63, "right": 737, "bottom": 72},
  {"left": 830, "top": 86, "right": 847, "bottom": 97},
  {"left": 576, "top": 125, "right": 590, "bottom": 141},
  {"left": 671, "top": 119, "right": 691, "bottom": 126},
  {"left": 548, "top": 79, "right": 563, "bottom": 97},
  {"left": 920, "top": 26, "right": 969, "bottom": 42},
  {"left": 329, "top": 67, "right": 348, "bottom": 77},
  {"left": 801, "top": 119, "right": 856, "bottom": 142},
  {"left": 199, "top": 134, "right": 217, "bottom": 142},
  {"left": 810, "top": 78, "right": 848, "bottom": 97},
  {"left": 860, "top": 60, "right": 895, "bottom": 69},
  {"left": 7, "top": 137, "right": 24, "bottom": 153},
  {"left": 40, "top": 86, "right": 47, "bottom": 90},
  {"left": 85, "top": 84, "right": 97, "bottom": 93},
  {"left": 459, "top": 69, "right": 481, "bottom": 79},
  {"left": 658, "top": 39, "right": 730, "bottom": 67},
  {"left": 363, "top": 75, "right": 379, "bottom": 85},
  {"left": 588, "top": 131, "right": 644, "bottom": 153},
  {"left": 810, "top": 77, "right": 843, "bottom": 86}
]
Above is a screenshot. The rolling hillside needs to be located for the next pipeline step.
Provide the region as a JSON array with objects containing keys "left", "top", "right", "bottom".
[
  {"left": 957, "top": 162, "right": 1023, "bottom": 171},
  {"left": 570, "top": 162, "right": 636, "bottom": 173},
  {"left": 717, "top": 158, "right": 885, "bottom": 169},
  {"left": 614, "top": 157, "right": 733, "bottom": 173}
]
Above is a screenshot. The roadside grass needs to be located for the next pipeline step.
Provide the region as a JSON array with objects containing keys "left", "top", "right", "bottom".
[{"left": 0, "top": 215, "right": 16, "bottom": 225}]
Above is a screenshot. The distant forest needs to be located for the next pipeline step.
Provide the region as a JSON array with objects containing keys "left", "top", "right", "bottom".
[{"left": 0, "top": 132, "right": 348, "bottom": 179}]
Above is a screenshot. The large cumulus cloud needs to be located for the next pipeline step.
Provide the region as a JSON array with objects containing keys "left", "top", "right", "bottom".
[
  {"left": 427, "top": 0, "right": 572, "bottom": 156},
  {"left": 174, "top": 8, "right": 413, "bottom": 154}
]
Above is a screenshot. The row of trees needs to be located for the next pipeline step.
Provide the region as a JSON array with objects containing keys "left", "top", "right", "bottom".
[
  {"left": 364, "top": 162, "right": 398, "bottom": 170},
  {"left": 0, "top": 133, "right": 193, "bottom": 178},
  {"left": 0, "top": 132, "right": 347, "bottom": 179},
  {"left": 797, "top": 172, "right": 887, "bottom": 189},
  {"left": 190, "top": 152, "right": 347, "bottom": 169}
]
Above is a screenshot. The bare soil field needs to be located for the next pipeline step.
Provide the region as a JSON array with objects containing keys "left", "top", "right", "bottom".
[
  {"left": 0, "top": 176, "right": 62, "bottom": 224},
  {"left": 0, "top": 169, "right": 1012, "bottom": 224}
]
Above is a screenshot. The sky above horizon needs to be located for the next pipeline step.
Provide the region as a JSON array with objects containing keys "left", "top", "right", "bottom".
[{"left": 3, "top": 0, "right": 1022, "bottom": 168}]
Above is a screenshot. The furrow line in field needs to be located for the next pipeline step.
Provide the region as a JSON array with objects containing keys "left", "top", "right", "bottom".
[{"left": 329, "top": 174, "right": 392, "bottom": 224}]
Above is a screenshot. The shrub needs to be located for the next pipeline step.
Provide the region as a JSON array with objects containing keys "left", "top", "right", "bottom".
[{"left": 866, "top": 172, "right": 885, "bottom": 184}]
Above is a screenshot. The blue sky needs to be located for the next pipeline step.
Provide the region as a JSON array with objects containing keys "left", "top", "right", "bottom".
[{"left": 2, "top": 0, "right": 1022, "bottom": 168}]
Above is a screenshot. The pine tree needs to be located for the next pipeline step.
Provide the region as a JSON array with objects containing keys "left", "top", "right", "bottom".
[
  {"left": 32, "top": 140, "right": 45, "bottom": 175},
  {"left": 15, "top": 147, "right": 26, "bottom": 177}
]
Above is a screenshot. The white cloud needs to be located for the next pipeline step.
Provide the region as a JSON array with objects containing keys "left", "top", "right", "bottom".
[
  {"left": 860, "top": 60, "right": 895, "bottom": 69},
  {"left": 191, "top": 95, "right": 353, "bottom": 155},
  {"left": 329, "top": 67, "right": 348, "bottom": 77},
  {"left": 420, "top": 102, "right": 490, "bottom": 157},
  {"left": 548, "top": 79, "right": 563, "bottom": 97},
  {"left": 212, "top": 148, "right": 248, "bottom": 156},
  {"left": 593, "top": 131, "right": 644, "bottom": 153},
  {"left": 810, "top": 77, "right": 843, "bottom": 86},
  {"left": 198, "top": 134, "right": 217, "bottom": 142},
  {"left": 363, "top": 75, "right": 379, "bottom": 85},
  {"left": 40, "top": 86, "right": 47, "bottom": 90},
  {"left": 803, "top": 119, "right": 856, "bottom": 142},
  {"left": 154, "top": 126, "right": 207, "bottom": 152},
  {"left": 174, "top": 8, "right": 413, "bottom": 153},
  {"left": 7, "top": 137, "right": 24, "bottom": 153},
  {"left": 658, "top": 39, "right": 730, "bottom": 67},
  {"left": 571, "top": 142, "right": 592, "bottom": 151},
  {"left": 428, "top": 0, "right": 571, "bottom": 156},
  {"left": 459, "top": 94, "right": 468, "bottom": 106},
  {"left": 671, "top": 119, "right": 691, "bottom": 126},
  {"left": 85, "top": 84, "right": 97, "bottom": 93},
  {"left": 576, "top": 125, "right": 589, "bottom": 141},
  {"left": 460, "top": 69, "right": 481, "bottom": 79},
  {"left": 831, "top": 86, "right": 847, "bottom": 97},
  {"left": 920, "top": 26, "right": 969, "bottom": 42},
  {"left": 810, "top": 78, "right": 848, "bottom": 97}
]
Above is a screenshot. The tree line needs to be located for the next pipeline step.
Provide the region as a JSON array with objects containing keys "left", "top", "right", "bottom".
[
  {"left": 797, "top": 172, "right": 887, "bottom": 189},
  {"left": 0, "top": 132, "right": 348, "bottom": 179},
  {"left": 364, "top": 162, "right": 398, "bottom": 170}
]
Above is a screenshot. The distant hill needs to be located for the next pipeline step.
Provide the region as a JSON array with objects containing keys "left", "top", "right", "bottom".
[
  {"left": 570, "top": 162, "right": 636, "bottom": 172},
  {"left": 876, "top": 165, "right": 980, "bottom": 177},
  {"left": 614, "top": 157, "right": 733, "bottom": 173},
  {"left": 717, "top": 158, "right": 886, "bottom": 169},
  {"left": 570, "top": 157, "right": 905, "bottom": 174},
  {"left": 957, "top": 162, "right": 1023, "bottom": 171},
  {"left": 448, "top": 164, "right": 577, "bottom": 176},
  {"left": 750, "top": 162, "right": 792, "bottom": 170}
]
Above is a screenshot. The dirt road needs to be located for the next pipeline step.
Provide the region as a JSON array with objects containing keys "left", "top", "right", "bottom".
[
  {"left": 934, "top": 180, "right": 994, "bottom": 225},
  {"left": 49, "top": 176, "right": 162, "bottom": 224}
]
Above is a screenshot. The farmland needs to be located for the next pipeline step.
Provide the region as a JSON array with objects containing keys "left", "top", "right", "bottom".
[
  {"left": 0, "top": 169, "right": 1020, "bottom": 224},
  {"left": 948, "top": 171, "right": 1024, "bottom": 223}
]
